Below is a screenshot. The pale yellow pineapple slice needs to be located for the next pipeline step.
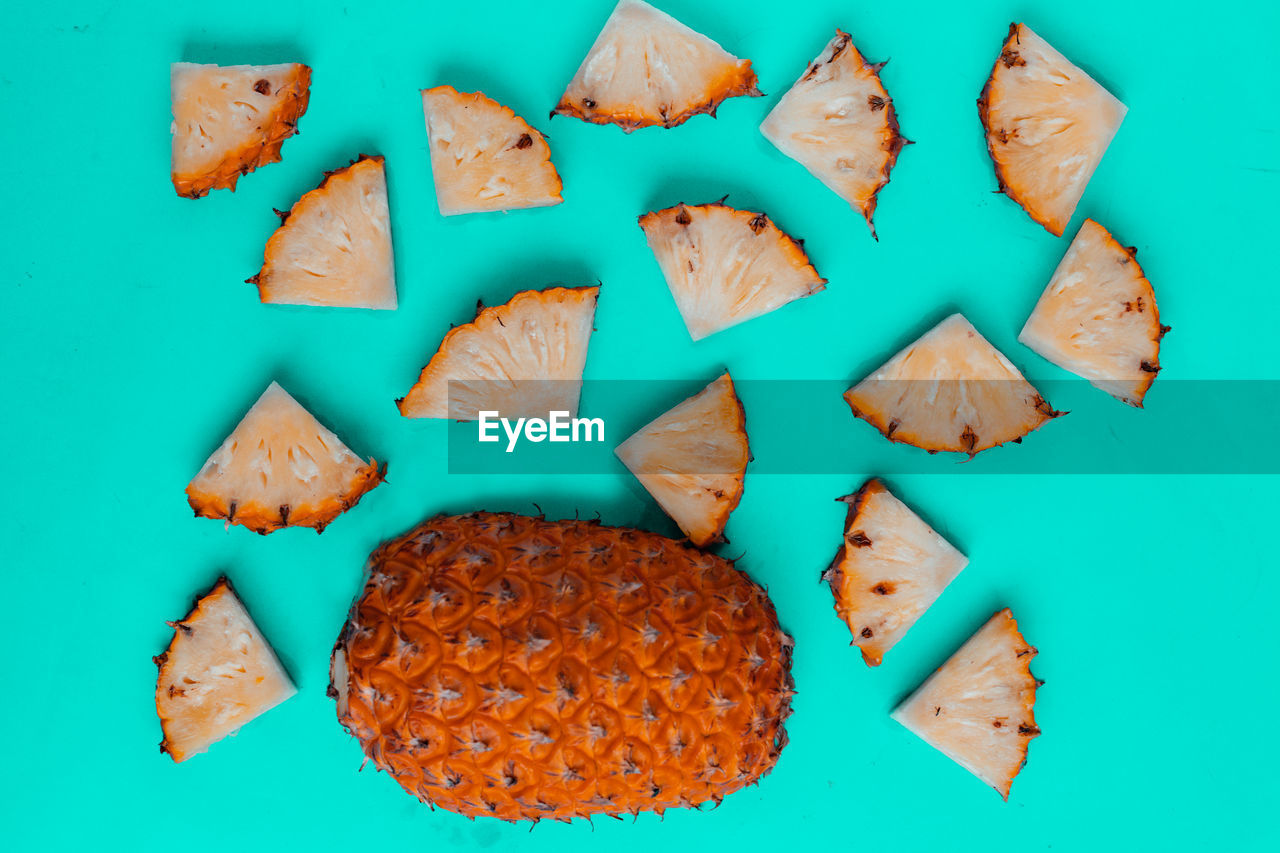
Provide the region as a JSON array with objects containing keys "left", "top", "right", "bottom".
[
  {"left": 615, "top": 373, "right": 748, "bottom": 546},
  {"left": 978, "top": 23, "right": 1127, "bottom": 236},
  {"left": 186, "top": 382, "right": 384, "bottom": 534},
  {"left": 155, "top": 577, "right": 296, "bottom": 762},
  {"left": 892, "top": 608, "right": 1041, "bottom": 799},
  {"left": 170, "top": 62, "right": 311, "bottom": 198},
  {"left": 397, "top": 286, "right": 598, "bottom": 420},
  {"left": 248, "top": 156, "right": 397, "bottom": 309},
  {"left": 423, "top": 86, "right": 563, "bottom": 215},
  {"left": 1020, "top": 219, "right": 1168, "bottom": 406},
  {"left": 553, "top": 0, "right": 760, "bottom": 131},
  {"left": 845, "top": 314, "right": 1063, "bottom": 455},
  {"left": 823, "top": 479, "right": 967, "bottom": 665},
  {"left": 760, "top": 31, "right": 908, "bottom": 238},
  {"left": 639, "top": 201, "right": 826, "bottom": 341}
]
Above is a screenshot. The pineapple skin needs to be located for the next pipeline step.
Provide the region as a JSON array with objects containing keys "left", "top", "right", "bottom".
[{"left": 329, "top": 512, "right": 795, "bottom": 821}]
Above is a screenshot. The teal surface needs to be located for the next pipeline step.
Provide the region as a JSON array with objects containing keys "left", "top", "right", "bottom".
[{"left": 3, "top": 0, "right": 1278, "bottom": 849}]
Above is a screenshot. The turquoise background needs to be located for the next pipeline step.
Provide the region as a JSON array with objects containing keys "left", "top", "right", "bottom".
[{"left": 3, "top": 0, "right": 1278, "bottom": 849}]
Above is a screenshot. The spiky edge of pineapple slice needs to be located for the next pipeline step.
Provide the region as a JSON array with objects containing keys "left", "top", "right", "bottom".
[
  {"left": 638, "top": 200, "right": 827, "bottom": 341},
  {"left": 891, "top": 608, "right": 1041, "bottom": 799},
  {"left": 760, "top": 30, "right": 909, "bottom": 239},
  {"left": 246, "top": 154, "right": 397, "bottom": 309},
  {"left": 552, "top": 0, "right": 761, "bottom": 132},
  {"left": 1019, "top": 219, "right": 1169, "bottom": 407},
  {"left": 154, "top": 576, "right": 296, "bottom": 762},
  {"left": 185, "top": 383, "right": 386, "bottom": 534},
  {"left": 396, "top": 285, "right": 599, "bottom": 419},
  {"left": 977, "top": 23, "right": 1126, "bottom": 236},
  {"left": 822, "top": 478, "right": 968, "bottom": 666},
  {"left": 844, "top": 314, "right": 1064, "bottom": 456},
  {"left": 171, "top": 63, "right": 311, "bottom": 199},
  {"left": 615, "top": 372, "right": 749, "bottom": 547}
]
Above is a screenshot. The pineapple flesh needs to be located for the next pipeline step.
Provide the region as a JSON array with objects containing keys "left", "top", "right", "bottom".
[
  {"left": 186, "top": 381, "right": 385, "bottom": 534},
  {"left": 170, "top": 63, "right": 311, "bottom": 199},
  {"left": 397, "top": 286, "right": 598, "bottom": 420},
  {"left": 844, "top": 313, "right": 1063, "bottom": 455},
  {"left": 978, "top": 23, "right": 1127, "bottom": 236},
  {"left": 329, "top": 512, "right": 795, "bottom": 820},
  {"left": 892, "top": 608, "right": 1041, "bottom": 799},
  {"left": 639, "top": 201, "right": 826, "bottom": 341},
  {"left": 1019, "top": 219, "right": 1168, "bottom": 406},
  {"left": 155, "top": 577, "right": 296, "bottom": 762},
  {"left": 615, "top": 373, "right": 748, "bottom": 546},
  {"left": 249, "top": 155, "right": 397, "bottom": 310},
  {"left": 553, "top": 0, "right": 761, "bottom": 131},
  {"left": 823, "top": 479, "right": 968, "bottom": 666},
  {"left": 423, "top": 86, "right": 563, "bottom": 215},
  {"left": 760, "top": 31, "right": 908, "bottom": 238}
]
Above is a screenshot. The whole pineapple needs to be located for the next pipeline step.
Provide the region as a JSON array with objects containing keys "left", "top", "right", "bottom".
[{"left": 329, "top": 512, "right": 794, "bottom": 821}]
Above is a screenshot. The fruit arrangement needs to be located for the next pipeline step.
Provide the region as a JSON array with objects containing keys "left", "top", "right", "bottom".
[{"left": 155, "top": 0, "right": 1170, "bottom": 818}]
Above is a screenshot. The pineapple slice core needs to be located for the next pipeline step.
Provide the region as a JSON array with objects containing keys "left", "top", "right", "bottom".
[
  {"left": 1019, "top": 219, "right": 1166, "bottom": 406},
  {"left": 155, "top": 578, "right": 296, "bottom": 762},
  {"left": 423, "top": 86, "right": 563, "bottom": 215},
  {"left": 251, "top": 156, "right": 397, "bottom": 309},
  {"left": 397, "top": 286, "right": 598, "bottom": 420},
  {"left": 844, "top": 313, "right": 1061, "bottom": 455},
  {"left": 186, "top": 382, "right": 384, "bottom": 533},
  {"left": 553, "top": 0, "right": 760, "bottom": 131},
  {"left": 616, "top": 373, "right": 748, "bottom": 546},
  {"left": 639, "top": 202, "right": 826, "bottom": 341},
  {"left": 823, "top": 479, "right": 967, "bottom": 665},
  {"left": 979, "top": 23, "right": 1126, "bottom": 236},
  {"left": 892, "top": 608, "right": 1040, "bottom": 799}
]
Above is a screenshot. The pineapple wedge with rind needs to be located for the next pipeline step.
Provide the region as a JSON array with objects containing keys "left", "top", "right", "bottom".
[
  {"left": 171, "top": 62, "right": 310, "bottom": 199},
  {"left": 616, "top": 373, "right": 748, "bottom": 547},
  {"left": 892, "top": 608, "right": 1041, "bottom": 799},
  {"left": 1019, "top": 219, "right": 1168, "bottom": 406},
  {"left": 823, "top": 479, "right": 967, "bottom": 666},
  {"left": 249, "top": 155, "right": 397, "bottom": 309},
  {"left": 155, "top": 577, "right": 296, "bottom": 762},
  {"left": 186, "top": 382, "right": 384, "bottom": 534},
  {"left": 423, "top": 87, "right": 563, "bottom": 215},
  {"left": 844, "top": 314, "right": 1062, "bottom": 456},
  {"left": 978, "top": 23, "right": 1127, "bottom": 236},
  {"left": 553, "top": 0, "right": 760, "bottom": 131},
  {"left": 397, "top": 286, "right": 598, "bottom": 420},
  {"left": 760, "top": 31, "right": 908, "bottom": 239},
  {"left": 639, "top": 201, "right": 826, "bottom": 341}
]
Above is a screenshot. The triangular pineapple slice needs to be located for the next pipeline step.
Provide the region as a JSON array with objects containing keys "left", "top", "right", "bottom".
[
  {"left": 978, "top": 23, "right": 1127, "bottom": 236},
  {"left": 397, "top": 286, "right": 598, "bottom": 420},
  {"left": 186, "top": 382, "right": 385, "bottom": 534},
  {"left": 639, "top": 201, "right": 826, "bottom": 341},
  {"left": 844, "top": 313, "right": 1062, "bottom": 455},
  {"left": 155, "top": 577, "right": 296, "bottom": 762},
  {"left": 553, "top": 0, "right": 760, "bottom": 131},
  {"left": 615, "top": 373, "right": 748, "bottom": 546},
  {"left": 760, "top": 31, "right": 908, "bottom": 238},
  {"left": 892, "top": 608, "right": 1041, "bottom": 799},
  {"left": 822, "top": 479, "right": 967, "bottom": 666},
  {"left": 248, "top": 155, "right": 397, "bottom": 310},
  {"left": 1020, "top": 219, "right": 1168, "bottom": 406},
  {"left": 171, "top": 62, "right": 311, "bottom": 199},
  {"left": 423, "top": 86, "right": 563, "bottom": 215}
]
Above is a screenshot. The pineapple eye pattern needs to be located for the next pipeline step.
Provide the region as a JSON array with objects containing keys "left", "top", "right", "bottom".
[{"left": 332, "top": 512, "right": 794, "bottom": 821}]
